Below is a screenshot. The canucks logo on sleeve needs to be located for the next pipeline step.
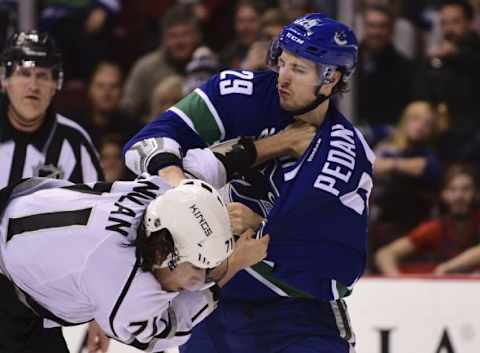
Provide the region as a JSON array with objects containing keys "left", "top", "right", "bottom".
[
  {"left": 172, "top": 69, "right": 294, "bottom": 144},
  {"left": 124, "top": 70, "right": 294, "bottom": 157}
]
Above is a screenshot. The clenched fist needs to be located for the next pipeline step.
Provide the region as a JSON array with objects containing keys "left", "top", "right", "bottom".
[
  {"left": 232, "top": 229, "right": 270, "bottom": 269},
  {"left": 228, "top": 202, "right": 264, "bottom": 235}
]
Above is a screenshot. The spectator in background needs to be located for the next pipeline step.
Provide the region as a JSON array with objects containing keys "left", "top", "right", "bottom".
[
  {"left": 261, "top": 7, "right": 289, "bottom": 41},
  {"left": 414, "top": 0, "right": 480, "bottom": 145},
  {"left": 279, "top": 0, "right": 312, "bottom": 22},
  {"left": 355, "top": 0, "right": 417, "bottom": 59},
  {"left": 0, "top": 0, "right": 16, "bottom": 51},
  {"left": 221, "top": 0, "right": 265, "bottom": 68},
  {"left": 369, "top": 101, "right": 442, "bottom": 261},
  {"left": 242, "top": 8, "right": 288, "bottom": 71},
  {"left": 39, "top": 0, "right": 121, "bottom": 80},
  {"left": 77, "top": 61, "right": 142, "bottom": 146},
  {"left": 99, "top": 133, "right": 128, "bottom": 182},
  {"left": 121, "top": 4, "right": 202, "bottom": 119},
  {"left": 183, "top": 46, "right": 220, "bottom": 95},
  {"left": 356, "top": 5, "right": 414, "bottom": 127},
  {"left": 375, "top": 163, "right": 480, "bottom": 275},
  {"left": 148, "top": 75, "right": 185, "bottom": 122}
]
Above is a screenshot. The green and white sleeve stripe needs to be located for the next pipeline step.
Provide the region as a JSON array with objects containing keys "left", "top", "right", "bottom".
[{"left": 168, "top": 88, "right": 225, "bottom": 145}]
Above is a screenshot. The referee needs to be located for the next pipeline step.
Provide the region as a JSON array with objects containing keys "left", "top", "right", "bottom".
[
  {"left": 0, "top": 31, "right": 109, "bottom": 352},
  {"left": 0, "top": 31, "right": 103, "bottom": 188}
]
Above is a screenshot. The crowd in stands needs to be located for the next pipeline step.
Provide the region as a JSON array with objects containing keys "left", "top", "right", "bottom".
[{"left": 2, "top": 0, "right": 480, "bottom": 276}]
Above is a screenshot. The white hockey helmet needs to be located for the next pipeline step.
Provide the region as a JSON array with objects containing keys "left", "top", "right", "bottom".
[{"left": 144, "top": 179, "right": 234, "bottom": 269}]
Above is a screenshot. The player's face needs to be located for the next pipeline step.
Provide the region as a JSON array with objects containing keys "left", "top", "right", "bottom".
[
  {"left": 155, "top": 262, "right": 208, "bottom": 292},
  {"left": 4, "top": 65, "right": 56, "bottom": 129},
  {"left": 442, "top": 174, "right": 476, "bottom": 216},
  {"left": 277, "top": 51, "right": 319, "bottom": 111}
]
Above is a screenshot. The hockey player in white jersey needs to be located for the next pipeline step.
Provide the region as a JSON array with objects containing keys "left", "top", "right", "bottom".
[{"left": 0, "top": 176, "right": 268, "bottom": 353}]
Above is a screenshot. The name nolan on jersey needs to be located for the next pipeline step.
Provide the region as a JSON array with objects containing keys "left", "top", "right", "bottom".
[
  {"left": 314, "top": 124, "right": 356, "bottom": 197},
  {"left": 105, "top": 180, "right": 160, "bottom": 237}
]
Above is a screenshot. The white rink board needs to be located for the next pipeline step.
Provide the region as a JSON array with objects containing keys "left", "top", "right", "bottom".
[
  {"left": 64, "top": 277, "right": 480, "bottom": 353},
  {"left": 347, "top": 277, "right": 480, "bottom": 353}
]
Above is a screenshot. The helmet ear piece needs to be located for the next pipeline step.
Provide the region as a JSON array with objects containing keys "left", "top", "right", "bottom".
[
  {"left": 267, "top": 39, "right": 283, "bottom": 68},
  {"left": 55, "top": 70, "right": 63, "bottom": 91}
]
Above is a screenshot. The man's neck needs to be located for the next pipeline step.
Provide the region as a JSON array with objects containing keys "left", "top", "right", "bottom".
[
  {"left": 7, "top": 105, "right": 45, "bottom": 133},
  {"left": 295, "top": 99, "right": 330, "bottom": 127}
]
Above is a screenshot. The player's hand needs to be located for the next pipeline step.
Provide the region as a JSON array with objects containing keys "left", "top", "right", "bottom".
[
  {"left": 231, "top": 229, "right": 270, "bottom": 269},
  {"left": 282, "top": 121, "right": 317, "bottom": 159},
  {"left": 228, "top": 202, "right": 264, "bottom": 235},
  {"left": 87, "top": 320, "right": 110, "bottom": 353}
]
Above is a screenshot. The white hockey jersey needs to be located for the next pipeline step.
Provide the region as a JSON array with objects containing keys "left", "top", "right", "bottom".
[{"left": 0, "top": 177, "right": 217, "bottom": 352}]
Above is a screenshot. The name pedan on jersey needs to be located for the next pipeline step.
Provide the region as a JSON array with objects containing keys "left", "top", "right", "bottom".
[
  {"left": 0, "top": 177, "right": 217, "bottom": 352},
  {"left": 124, "top": 68, "right": 375, "bottom": 301},
  {"left": 223, "top": 105, "right": 375, "bottom": 301}
]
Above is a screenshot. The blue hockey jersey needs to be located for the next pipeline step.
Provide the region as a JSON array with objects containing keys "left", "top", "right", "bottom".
[
  {"left": 124, "top": 70, "right": 294, "bottom": 150},
  {"left": 124, "top": 69, "right": 375, "bottom": 301},
  {"left": 224, "top": 107, "right": 375, "bottom": 301},
  {"left": 124, "top": 70, "right": 295, "bottom": 216}
]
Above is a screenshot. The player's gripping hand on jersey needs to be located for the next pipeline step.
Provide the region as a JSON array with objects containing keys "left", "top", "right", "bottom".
[
  {"left": 276, "top": 120, "right": 317, "bottom": 160},
  {"left": 215, "top": 229, "right": 270, "bottom": 287},
  {"left": 156, "top": 120, "right": 317, "bottom": 188},
  {"left": 228, "top": 202, "right": 264, "bottom": 235}
]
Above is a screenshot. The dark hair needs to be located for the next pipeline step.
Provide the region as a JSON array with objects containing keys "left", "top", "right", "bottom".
[
  {"left": 134, "top": 223, "right": 177, "bottom": 272},
  {"left": 161, "top": 4, "right": 200, "bottom": 33},
  {"left": 332, "top": 69, "right": 351, "bottom": 96},
  {"left": 439, "top": 0, "right": 475, "bottom": 20},
  {"left": 88, "top": 60, "right": 123, "bottom": 86},
  {"left": 441, "top": 163, "right": 478, "bottom": 190}
]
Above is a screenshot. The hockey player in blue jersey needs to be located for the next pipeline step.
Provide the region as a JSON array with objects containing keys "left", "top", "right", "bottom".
[{"left": 124, "top": 13, "right": 374, "bottom": 353}]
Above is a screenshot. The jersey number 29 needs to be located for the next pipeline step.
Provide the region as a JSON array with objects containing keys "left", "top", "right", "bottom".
[{"left": 219, "top": 70, "right": 253, "bottom": 95}]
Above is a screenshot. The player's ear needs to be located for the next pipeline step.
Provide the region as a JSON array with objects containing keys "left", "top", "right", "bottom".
[
  {"left": 330, "top": 71, "right": 342, "bottom": 87},
  {"left": 320, "top": 71, "right": 342, "bottom": 96}
]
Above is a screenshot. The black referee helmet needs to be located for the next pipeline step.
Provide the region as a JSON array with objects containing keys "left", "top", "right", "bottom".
[{"left": 1, "top": 31, "right": 63, "bottom": 90}]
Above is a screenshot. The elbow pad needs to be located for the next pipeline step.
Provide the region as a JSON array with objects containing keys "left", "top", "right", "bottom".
[{"left": 124, "top": 137, "right": 182, "bottom": 175}]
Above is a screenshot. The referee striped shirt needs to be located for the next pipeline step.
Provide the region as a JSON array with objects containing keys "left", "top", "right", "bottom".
[{"left": 0, "top": 97, "right": 103, "bottom": 188}]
